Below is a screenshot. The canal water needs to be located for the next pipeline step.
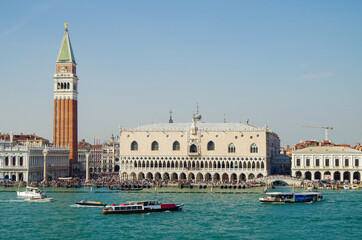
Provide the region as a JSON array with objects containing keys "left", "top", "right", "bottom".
[{"left": 0, "top": 187, "right": 360, "bottom": 239}]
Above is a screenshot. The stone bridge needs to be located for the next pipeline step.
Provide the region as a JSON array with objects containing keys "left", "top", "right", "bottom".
[{"left": 262, "top": 175, "right": 303, "bottom": 186}]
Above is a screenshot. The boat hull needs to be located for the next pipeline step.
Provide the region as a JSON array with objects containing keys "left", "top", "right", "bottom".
[
  {"left": 102, "top": 205, "right": 183, "bottom": 215},
  {"left": 76, "top": 202, "right": 106, "bottom": 207}
]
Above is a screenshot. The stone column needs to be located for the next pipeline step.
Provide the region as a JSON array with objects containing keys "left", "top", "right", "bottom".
[
  {"left": 85, "top": 148, "right": 91, "bottom": 182},
  {"left": 43, "top": 147, "right": 49, "bottom": 182}
]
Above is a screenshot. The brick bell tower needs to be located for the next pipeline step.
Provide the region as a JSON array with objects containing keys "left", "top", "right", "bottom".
[{"left": 53, "top": 23, "right": 78, "bottom": 175}]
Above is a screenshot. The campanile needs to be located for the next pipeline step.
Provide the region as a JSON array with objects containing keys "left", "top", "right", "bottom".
[{"left": 53, "top": 23, "right": 78, "bottom": 174}]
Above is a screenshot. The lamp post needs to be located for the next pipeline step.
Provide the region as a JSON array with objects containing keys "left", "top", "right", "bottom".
[
  {"left": 85, "top": 148, "right": 91, "bottom": 182},
  {"left": 43, "top": 146, "right": 49, "bottom": 182}
]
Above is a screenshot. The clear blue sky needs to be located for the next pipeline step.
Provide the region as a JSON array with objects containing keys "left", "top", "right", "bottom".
[{"left": 1, "top": 1, "right": 361, "bottom": 147}]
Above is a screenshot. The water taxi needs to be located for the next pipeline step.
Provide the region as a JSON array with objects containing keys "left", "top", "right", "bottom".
[
  {"left": 102, "top": 200, "right": 184, "bottom": 215},
  {"left": 76, "top": 200, "right": 106, "bottom": 207},
  {"left": 259, "top": 192, "right": 323, "bottom": 203},
  {"left": 17, "top": 187, "right": 45, "bottom": 198}
]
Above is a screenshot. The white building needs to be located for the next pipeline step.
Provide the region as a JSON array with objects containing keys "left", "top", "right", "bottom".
[
  {"left": 292, "top": 146, "right": 361, "bottom": 182},
  {"left": 0, "top": 141, "right": 70, "bottom": 182},
  {"left": 101, "top": 135, "right": 120, "bottom": 172},
  {"left": 118, "top": 110, "right": 280, "bottom": 182}
]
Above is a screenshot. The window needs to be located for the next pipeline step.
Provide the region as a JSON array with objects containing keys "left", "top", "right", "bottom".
[
  {"left": 325, "top": 159, "right": 329, "bottom": 167},
  {"left": 190, "top": 144, "right": 197, "bottom": 153},
  {"left": 335, "top": 159, "right": 339, "bottom": 167},
  {"left": 355, "top": 159, "right": 359, "bottom": 167},
  {"left": 228, "top": 143, "right": 236, "bottom": 153},
  {"left": 316, "top": 159, "right": 320, "bottom": 167},
  {"left": 12, "top": 157, "right": 16, "bottom": 166},
  {"left": 297, "top": 159, "right": 300, "bottom": 166},
  {"left": 20, "top": 157, "right": 23, "bottom": 166},
  {"left": 172, "top": 141, "right": 180, "bottom": 151},
  {"left": 207, "top": 141, "right": 215, "bottom": 151},
  {"left": 5, "top": 157, "right": 9, "bottom": 166},
  {"left": 306, "top": 159, "right": 310, "bottom": 167},
  {"left": 250, "top": 143, "right": 258, "bottom": 153},
  {"left": 151, "top": 141, "right": 159, "bottom": 151},
  {"left": 345, "top": 159, "right": 349, "bottom": 167},
  {"left": 131, "top": 141, "right": 138, "bottom": 151}
]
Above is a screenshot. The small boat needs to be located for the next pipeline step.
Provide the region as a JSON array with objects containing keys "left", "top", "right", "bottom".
[
  {"left": 259, "top": 192, "right": 323, "bottom": 203},
  {"left": 102, "top": 200, "right": 184, "bottom": 215},
  {"left": 351, "top": 184, "right": 358, "bottom": 190},
  {"left": 17, "top": 187, "right": 45, "bottom": 198},
  {"left": 25, "top": 195, "right": 53, "bottom": 202},
  {"left": 343, "top": 185, "right": 350, "bottom": 190},
  {"left": 76, "top": 200, "right": 107, "bottom": 207}
]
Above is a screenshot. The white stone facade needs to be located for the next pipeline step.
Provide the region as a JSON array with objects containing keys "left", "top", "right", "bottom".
[
  {"left": 101, "top": 136, "right": 120, "bottom": 172},
  {"left": 292, "top": 146, "right": 361, "bottom": 182},
  {"left": 118, "top": 117, "right": 280, "bottom": 182},
  {"left": 0, "top": 141, "right": 70, "bottom": 182}
]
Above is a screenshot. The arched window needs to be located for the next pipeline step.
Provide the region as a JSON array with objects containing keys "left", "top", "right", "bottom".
[
  {"left": 228, "top": 143, "right": 236, "bottom": 153},
  {"left": 250, "top": 143, "right": 258, "bottom": 153},
  {"left": 207, "top": 141, "right": 215, "bottom": 151},
  {"left": 151, "top": 141, "right": 159, "bottom": 151},
  {"left": 131, "top": 141, "right": 138, "bottom": 151},
  {"left": 173, "top": 141, "right": 180, "bottom": 151},
  {"left": 190, "top": 144, "right": 197, "bottom": 153}
]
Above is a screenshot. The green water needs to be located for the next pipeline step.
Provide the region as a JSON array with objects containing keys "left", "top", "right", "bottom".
[{"left": 0, "top": 187, "right": 361, "bottom": 239}]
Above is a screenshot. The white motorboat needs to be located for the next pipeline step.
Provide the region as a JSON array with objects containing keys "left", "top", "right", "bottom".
[
  {"left": 25, "top": 195, "right": 53, "bottom": 202},
  {"left": 351, "top": 184, "right": 358, "bottom": 190},
  {"left": 343, "top": 185, "right": 350, "bottom": 190},
  {"left": 17, "top": 187, "right": 45, "bottom": 198}
]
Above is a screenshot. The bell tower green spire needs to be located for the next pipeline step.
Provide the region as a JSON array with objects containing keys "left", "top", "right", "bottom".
[{"left": 57, "top": 23, "right": 76, "bottom": 63}]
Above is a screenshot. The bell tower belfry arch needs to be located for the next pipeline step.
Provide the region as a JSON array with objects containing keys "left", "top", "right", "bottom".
[{"left": 53, "top": 23, "right": 78, "bottom": 174}]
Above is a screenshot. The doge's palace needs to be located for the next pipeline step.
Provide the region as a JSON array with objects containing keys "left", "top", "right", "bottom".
[{"left": 119, "top": 109, "right": 280, "bottom": 182}]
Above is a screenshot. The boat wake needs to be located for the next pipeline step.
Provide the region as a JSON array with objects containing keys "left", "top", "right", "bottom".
[{"left": 0, "top": 199, "right": 25, "bottom": 203}]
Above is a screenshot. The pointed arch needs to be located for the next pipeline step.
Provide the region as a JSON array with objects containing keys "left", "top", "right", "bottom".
[
  {"left": 173, "top": 141, "right": 180, "bottom": 151},
  {"left": 228, "top": 143, "right": 236, "bottom": 153},
  {"left": 207, "top": 141, "right": 215, "bottom": 151},
  {"left": 190, "top": 144, "right": 197, "bottom": 153},
  {"left": 250, "top": 143, "right": 258, "bottom": 153},
  {"left": 131, "top": 141, "right": 138, "bottom": 151},
  {"left": 151, "top": 141, "right": 159, "bottom": 151}
]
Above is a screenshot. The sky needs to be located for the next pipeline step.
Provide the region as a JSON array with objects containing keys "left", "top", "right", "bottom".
[{"left": 0, "top": 1, "right": 361, "bottom": 147}]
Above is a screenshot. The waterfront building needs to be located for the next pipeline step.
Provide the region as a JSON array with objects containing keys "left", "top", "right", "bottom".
[
  {"left": 269, "top": 152, "right": 291, "bottom": 175},
  {"left": 53, "top": 23, "right": 78, "bottom": 172},
  {"left": 101, "top": 135, "right": 120, "bottom": 173},
  {"left": 77, "top": 140, "right": 102, "bottom": 175},
  {"left": 0, "top": 140, "right": 69, "bottom": 182},
  {"left": 291, "top": 146, "right": 362, "bottom": 181},
  {"left": 0, "top": 132, "right": 49, "bottom": 147},
  {"left": 118, "top": 109, "right": 280, "bottom": 182}
]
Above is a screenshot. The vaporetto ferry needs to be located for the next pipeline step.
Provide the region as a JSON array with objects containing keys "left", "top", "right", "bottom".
[
  {"left": 102, "top": 200, "right": 184, "bottom": 214},
  {"left": 259, "top": 192, "right": 323, "bottom": 203}
]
